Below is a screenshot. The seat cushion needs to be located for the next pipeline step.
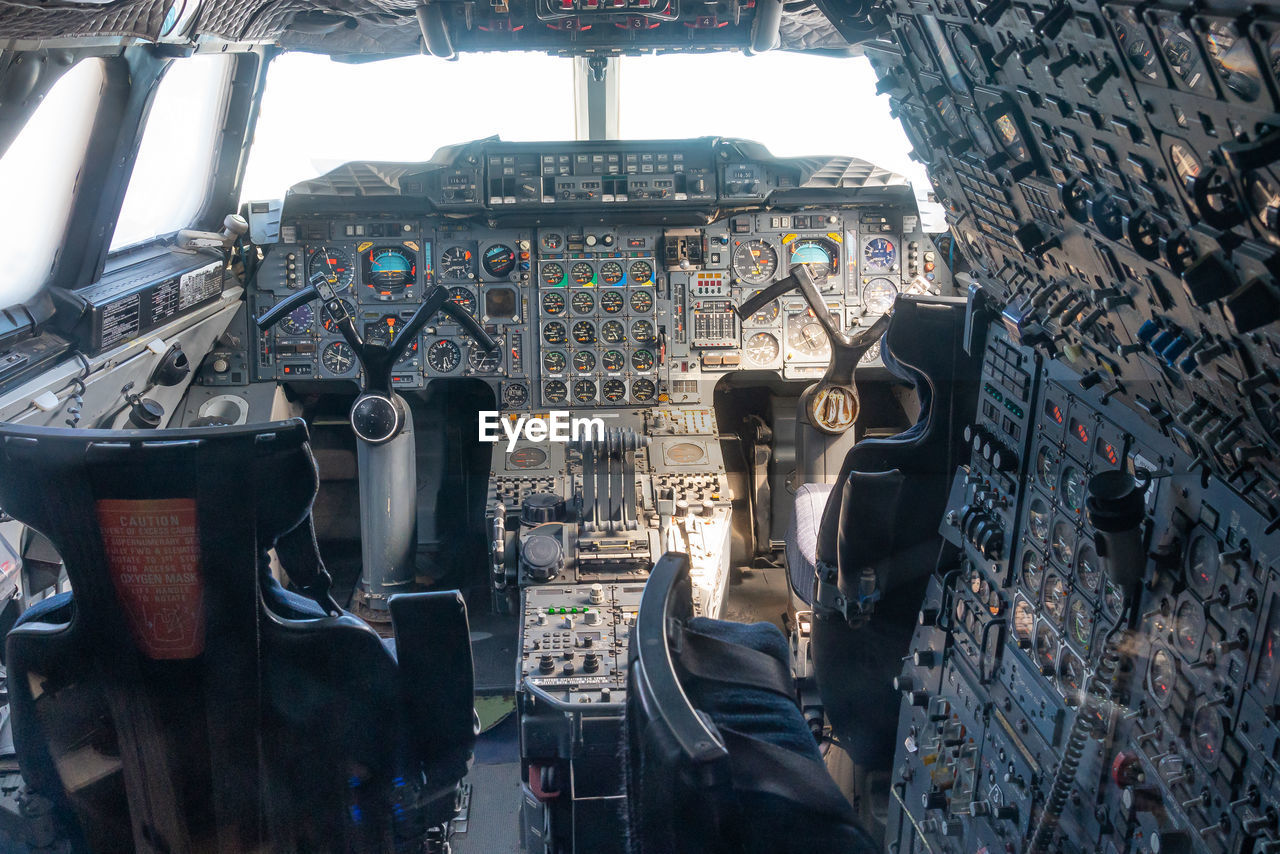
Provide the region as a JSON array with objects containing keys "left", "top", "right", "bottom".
[
  {"left": 13, "top": 591, "right": 73, "bottom": 628},
  {"left": 785, "top": 482, "right": 834, "bottom": 605}
]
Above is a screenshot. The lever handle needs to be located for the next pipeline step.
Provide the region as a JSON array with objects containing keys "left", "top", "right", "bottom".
[
  {"left": 445, "top": 301, "right": 500, "bottom": 351},
  {"left": 256, "top": 285, "right": 319, "bottom": 331},
  {"left": 388, "top": 286, "right": 453, "bottom": 364}
]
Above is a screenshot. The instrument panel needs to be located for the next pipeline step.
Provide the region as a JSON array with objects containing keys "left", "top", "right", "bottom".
[{"left": 251, "top": 162, "right": 952, "bottom": 407}]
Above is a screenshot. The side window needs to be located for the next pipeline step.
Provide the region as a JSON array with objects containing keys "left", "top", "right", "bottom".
[
  {"left": 0, "top": 59, "right": 107, "bottom": 309},
  {"left": 110, "top": 54, "right": 233, "bottom": 252}
]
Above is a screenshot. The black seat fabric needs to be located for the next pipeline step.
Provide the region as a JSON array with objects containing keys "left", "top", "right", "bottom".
[
  {"left": 0, "top": 419, "right": 475, "bottom": 853},
  {"left": 623, "top": 553, "right": 876, "bottom": 854}
]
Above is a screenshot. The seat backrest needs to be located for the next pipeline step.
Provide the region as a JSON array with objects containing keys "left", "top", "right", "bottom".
[
  {"left": 623, "top": 553, "right": 877, "bottom": 854},
  {"left": 0, "top": 420, "right": 408, "bottom": 853}
]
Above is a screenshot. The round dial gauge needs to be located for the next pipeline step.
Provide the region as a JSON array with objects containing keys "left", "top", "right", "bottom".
[
  {"left": 1062, "top": 466, "right": 1087, "bottom": 513},
  {"left": 510, "top": 447, "right": 547, "bottom": 470},
  {"left": 600, "top": 291, "right": 624, "bottom": 313},
  {"left": 542, "top": 263, "right": 566, "bottom": 287},
  {"left": 1076, "top": 544, "right": 1100, "bottom": 592},
  {"left": 364, "top": 317, "right": 409, "bottom": 351},
  {"left": 860, "top": 340, "right": 881, "bottom": 365},
  {"left": 787, "top": 315, "right": 829, "bottom": 358},
  {"left": 1247, "top": 172, "right": 1280, "bottom": 234},
  {"left": 446, "top": 287, "right": 475, "bottom": 316},
  {"left": 467, "top": 342, "right": 501, "bottom": 373},
  {"left": 788, "top": 239, "right": 838, "bottom": 280},
  {"left": 1059, "top": 652, "right": 1085, "bottom": 702},
  {"left": 543, "top": 350, "right": 567, "bottom": 373},
  {"left": 1035, "top": 624, "right": 1058, "bottom": 675},
  {"left": 571, "top": 291, "right": 595, "bottom": 314},
  {"left": 1029, "top": 498, "right": 1050, "bottom": 541},
  {"left": 747, "top": 291, "right": 779, "bottom": 324},
  {"left": 543, "top": 321, "right": 567, "bottom": 345},
  {"left": 541, "top": 233, "right": 563, "bottom": 251},
  {"left": 1037, "top": 446, "right": 1060, "bottom": 490},
  {"left": 630, "top": 290, "right": 654, "bottom": 312},
  {"left": 1186, "top": 532, "right": 1219, "bottom": 599},
  {"left": 1042, "top": 573, "right": 1068, "bottom": 624},
  {"left": 631, "top": 320, "right": 654, "bottom": 343},
  {"left": 363, "top": 247, "right": 415, "bottom": 292},
  {"left": 308, "top": 247, "right": 355, "bottom": 291},
  {"left": 600, "top": 320, "right": 626, "bottom": 344},
  {"left": 440, "top": 246, "right": 474, "bottom": 280},
  {"left": 503, "top": 383, "right": 530, "bottom": 409},
  {"left": 1156, "top": 16, "right": 1211, "bottom": 92},
  {"left": 322, "top": 298, "right": 356, "bottom": 332},
  {"left": 1113, "top": 12, "right": 1158, "bottom": 80},
  {"left": 1069, "top": 598, "right": 1094, "bottom": 652},
  {"left": 542, "top": 291, "right": 566, "bottom": 315},
  {"left": 602, "top": 379, "right": 627, "bottom": 402},
  {"left": 1021, "top": 549, "right": 1044, "bottom": 594},
  {"left": 544, "top": 380, "right": 568, "bottom": 403},
  {"left": 322, "top": 341, "right": 355, "bottom": 374},
  {"left": 732, "top": 240, "right": 779, "bottom": 284},
  {"left": 573, "top": 379, "right": 596, "bottom": 402},
  {"left": 630, "top": 261, "right": 653, "bottom": 283},
  {"left": 632, "top": 378, "right": 656, "bottom": 401},
  {"left": 599, "top": 261, "right": 624, "bottom": 285},
  {"left": 862, "top": 278, "right": 898, "bottom": 314},
  {"left": 1204, "top": 21, "right": 1263, "bottom": 101},
  {"left": 745, "top": 331, "right": 780, "bottom": 366},
  {"left": 863, "top": 238, "right": 897, "bottom": 272},
  {"left": 482, "top": 244, "right": 516, "bottom": 277},
  {"left": 572, "top": 351, "right": 596, "bottom": 372},
  {"left": 951, "top": 28, "right": 986, "bottom": 81},
  {"left": 1192, "top": 703, "right": 1225, "bottom": 764},
  {"left": 601, "top": 350, "right": 625, "bottom": 372},
  {"left": 1148, "top": 647, "right": 1177, "bottom": 708},
  {"left": 572, "top": 321, "right": 596, "bottom": 345},
  {"left": 280, "top": 304, "right": 314, "bottom": 336},
  {"left": 571, "top": 262, "right": 595, "bottom": 286},
  {"left": 426, "top": 339, "right": 461, "bottom": 372},
  {"left": 1013, "top": 599, "right": 1035, "bottom": 644},
  {"left": 1050, "top": 521, "right": 1075, "bottom": 567},
  {"left": 1169, "top": 142, "right": 1203, "bottom": 196},
  {"left": 632, "top": 349, "right": 655, "bottom": 371},
  {"left": 1104, "top": 580, "right": 1124, "bottom": 618},
  {"left": 1175, "top": 599, "right": 1206, "bottom": 653}
]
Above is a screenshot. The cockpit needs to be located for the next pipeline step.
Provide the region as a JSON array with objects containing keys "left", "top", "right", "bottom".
[{"left": 1, "top": 0, "right": 1279, "bottom": 852}]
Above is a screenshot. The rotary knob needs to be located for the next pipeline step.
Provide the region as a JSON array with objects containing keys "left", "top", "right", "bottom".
[{"left": 522, "top": 492, "right": 567, "bottom": 525}]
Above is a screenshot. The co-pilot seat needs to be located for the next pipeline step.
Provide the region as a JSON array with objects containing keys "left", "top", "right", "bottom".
[{"left": 0, "top": 419, "right": 476, "bottom": 853}]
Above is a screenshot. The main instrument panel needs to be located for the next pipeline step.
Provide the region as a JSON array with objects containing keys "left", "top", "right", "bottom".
[{"left": 249, "top": 139, "right": 951, "bottom": 408}]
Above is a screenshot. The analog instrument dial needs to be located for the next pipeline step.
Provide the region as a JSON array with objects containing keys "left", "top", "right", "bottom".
[
  {"left": 544, "top": 380, "right": 568, "bottom": 403},
  {"left": 787, "top": 312, "right": 829, "bottom": 358},
  {"left": 1042, "top": 573, "right": 1068, "bottom": 624},
  {"left": 309, "top": 247, "right": 355, "bottom": 290},
  {"left": 482, "top": 244, "right": 516, "bottom": 277},
  {"left": 279, "top": 304, "right": 314, "bottom": 336},
  {"left": 863, "top": 238, "right": 897, "bottom": 272},
  {"left": 322, "top": 341, "right": 355, "bottom": 374},
  {"left": 322, "top": 299, "right": 355, "bottom": 333},
  {"left": 602, "top": 379, "right": 627, "bottom": 402},
  {"left": 862, "top": 278, "right": 898, "bottom": 314},
  {"left": 1192, "top": 703, "right": 1225, "bottom": 764},
  {"left": 1156, "top": 15, "right": 1211, "bottom": 92},
  {"left": 600, "top": 320, "right": 626, "bottom": 344},
  {"left": 571, "top": 291, "right": 595, "bottom": 314},
  {"left": 1204, "top": 21, "right": 1263, "bottom": 101},
  {"left": 1148, "top": 648, "right": 1177, "bottom": 707},
  {"left": 426, "top": 339, "right": 461, "bottom": 372},
  {"left": 543, "top": 321, "right": 567, "bottom": 345},
  {"left": 541, "top": 232, "right": 563, "bottom": 251},
  {"left": 542, "top": 263, "right": 566, "bottom": 287},
  {"left": 788, "top": 238, "right": 838, "bottom": 280},
  {"left": 440, "top": 246, "right": 474, "bottom": 280},
  {"left": 1013, "top": 598, "right": 1035, "bottom": 644},
  {"left": 630, "top": 290, "right": 654, "bottom": 312},
  {"left": 446, "top": 287, "right": 475, "bottom": 316},
  {"left": 467, "top": 342, "right": 501, "bottom": 373},
  {"left": 572, "top": 321, "right": 596, "bottom": 345},
  {"left": 1068, "top": 598, "right": 1094, "bottom": 653},
  {"left": 632, "top": 349, "right": 655, "bottom": 371},
  {"left": 1175, "top": 600, "right": 1205, "bottom": 655},
  {"left": 601, "top": 350, "right": 625, "bottom": 372},
  {"left": 599, "top": 261, "right": 624, "bottom": 285},
  {"left": 631, "top": 319, "right": 654, "bottom": 343},
  {"left": 600, "top": 291, "right": 624, "bottom": 313},
  {"left": 362, "top": 247, "right": 415, "bottom": 293},
  {"left": 746, "top": 291, "right": 779, "bottom": 324},
  {"left": 572, "top": 350, "right": 596, "bottom": 372},
  {"left": 573, "top": 379, "right": 596, "bottom": 402},
  {"left": 1076, "top": 544, "right": 1100, "bottom": 592},
  {"left": 1186, "top": 532, "right": 1218, "bottom": 599},
  {"left": 629, "top": 261, "right": 653, "bottom": 283},
  {"left": 745, "top": 331, "right": 780, "bottom": 366},
  {"left": 732, "top": 240, "right": 778, "bottom": 284},
  {"left": 1029, "top": 498, "right": 1050, "bottom": 541},
  {"left": 571, "top": 262, "right": 595, "bottom": 286},
  {"left": 503, "top": 383, "right": 529, "bottom": 409},
  {"left": 542, "top": 291, "right": 566, "bottom": 315},
  {"left": 1050, "top": 521, "right": 1075, "bottom": 567},
  {"left": 543, "top": 350, "right": 567, "bottom": 373},
  {"left": 1037, "top": 446, "right": 1060, "bottom": 490},
  {"left": 631, "top": 378, "right": 656, "bottom": 401},
  {"left": 1062, "top": 466, "right": 1087, "bottom": 513},
  {"left": 1021, "top": 549, "right": 1044, "bottom": 595},
  {"left": 1035, "top": 623, "right": 1058, "bottom": 676}
]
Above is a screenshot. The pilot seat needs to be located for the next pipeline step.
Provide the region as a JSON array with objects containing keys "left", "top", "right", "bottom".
[{"left": 0, "top": 419, "right": 476, "bottom": 853}]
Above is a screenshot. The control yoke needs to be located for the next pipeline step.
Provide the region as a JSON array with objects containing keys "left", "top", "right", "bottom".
[
  {"left": 256, "top": 281, "right": 499, "bottom": 397},
  {"left": 736, "top": 263, "right": 890, "bottom": 433}
]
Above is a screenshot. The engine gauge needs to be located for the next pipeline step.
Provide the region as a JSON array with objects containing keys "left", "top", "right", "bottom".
[
  {"left": 1062, "top": 466, "right": 1086, "bottom": 513},
  {"left": 630, "top": 261, "right": 653, "bottom": 283},
  {"left": 542, "top": 291, "right": 566, "bottom": 315},
  {"left": 573, "top": 379, "right": 596, "bottom": 402},
  {"left": 1203, "top": 21, "right": 1263, "bottom": 101},
  {"left": 950, "top": 27, "right": 987, "bottom": 82},
  {"left": 279, "top": 304, "right": 314, "bottom": 336},
  {"left": 1155, "top": 14, "right": 1211, "bottom": 92},
  {"left": 862, "top": 278, "right": 898, "bottom": 314},
  {"left": 1035, "top": 623, "right": 1058, "bottom": 676},
  {"left": 601, "top": 320, "right": 626, "bottom": 344},
  {"left": 602, "top": 379, "right": 627, "bottom": 402},
  {"left": 1037, "top": 445, "right": 1060, "bottom": 490},
  {"left": 1186, "top": 531, "right": 1219, "bottom": 599},
  {"left": 1191, "top": 703, "right": 1226, "bottom": 765},
  {"left": 362, "top": 247, "right": 415, "bottom": 294},
  {"left": 1021, "top": 549, "right": 1045, "bottom": 595},
  {"left": 601, "top": 350, "right": 625, "bottom": 372},
  {"left": 745, "top": 332, "right": 780, "bottom": 366},
  {"left": 1255, "top": 603, "right": 1280, "bottom": 693},
  {"left": 600, "top": 291, "right": 625, "bottom": 313},
  {"left": 1148, "top": 647, "right": 1177, "bottom": 708},
  {"left": 631, "top": 319, "right": 654, "bottom": 343},
  {"left": 1042, "top": 573, "right": 1068, "bottom": 624},
  {"left": 572, "top": 351, "right": 596, "bottom": 372},
  {"left": 446, "top": 287, "right": 475, "bottom": 317},
  {"left": 468, "top": 342, "right": 501, "bottom": 373},
  {"left": 542, "top": 263, "right": 566, "bottom": 287},
  {"left": 1059, "top": 652, "right": 1085, "bottom": 703},
  {"left": 544, "top": 380, "right": 568, "bottom": 403},
  {"left": 543, "top": 321, "right": 567, "bottom": 345},
  {"left": 1113, "top": 10, "right": 1159, "bottom": 80},
  {"left": 631, "top": 378, "right": 656, "bottom": 402},
  {"left": 632, "top": 349, "right": 655, "bottom": 371},
  {"left": 863, "top": 238, "right": 897, "bottom": 272},
  {"left": 1050, "top": 521, "right": 1075, "bottom": 568},
  {"left": 543, "top": 350, "right": 567, "bottom": 374},
  {"left": 571, "top": 262, "right": 595, "bottom": 286},
  {"left": 322, "top": 341, "right": 355, "bottom": 374},
  {"left": 630, "top": 290, "right": 654, "bottom": 313},
  {"left": 1175, "top": 599, "right": 1205, "bottom": 655},
  {"left": 309, "top": 247, "right": 355, "bottom": 291},
  {"left": 440, "top": 246, "right": 474, "bottom": 280},
  {"left": 572, "top": 321, "right": 596, "bottom": 345},
  {"left": 599, "top": 261, "right": 624, "bottom": 285},
  {"left": 1068, "top": 598, "right": 1094, "bottom": 653},
  {"left": 426, "top": 339, "right": 461, "bottom": 373},
  {"left": 732, "top": 240, "right": 778, "bottom": 284},
  {"left": 571, "top": 291, "right": 595, "bottom": 314},
  {"left": 482, "top": 244, "right": 516, "bottom": 278},
  {"left": 1104, "top": 580, "right": 1124, "bottom": 618},
  {"left": 322, "top": 299, "right": 356, "bottom": 333},
  {"left": 503, "top": 383, "right": 529, "bottom": 409},
  {"left": 788, "top": 238, "right": 838, "bottom": 280},
  {"left": 1029, "top": 498, "right": 1050, "bottom": 542},
  {"left": 1076, "top": 544, "right": 1100, "bottom": 592},
  {"left": 541, "top": 233, "right": 563, "bottom": 251}
]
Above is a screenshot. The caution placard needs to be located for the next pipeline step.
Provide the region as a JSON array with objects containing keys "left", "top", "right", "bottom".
[{"left": 95, "top": 499, "right": 205, "bottom": 660}]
